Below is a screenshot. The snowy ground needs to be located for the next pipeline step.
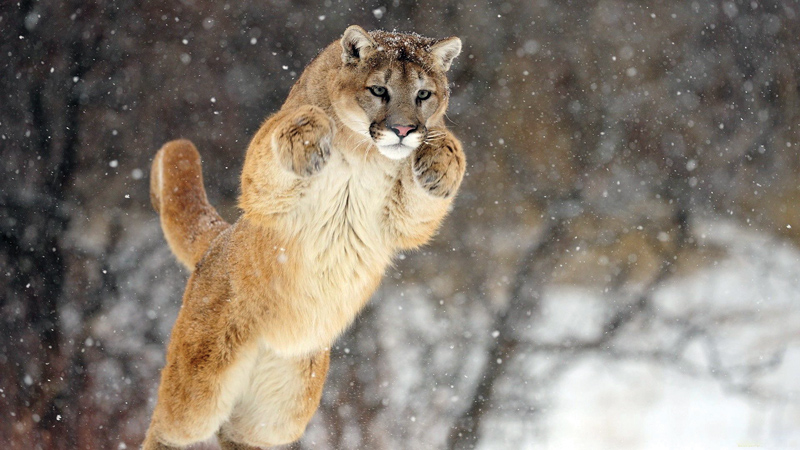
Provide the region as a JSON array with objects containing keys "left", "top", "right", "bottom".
[{"left": 473, "top": 221, "right": 800, "bottom": 449}]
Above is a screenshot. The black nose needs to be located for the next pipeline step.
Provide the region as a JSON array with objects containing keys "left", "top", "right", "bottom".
[{"left": 390, "top": 124, "right": 417, "bottom": 138}]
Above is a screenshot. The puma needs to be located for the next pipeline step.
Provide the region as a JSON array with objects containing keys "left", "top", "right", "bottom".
[{"left": 143, "top": 25, "right": 465, "bottom": 449}]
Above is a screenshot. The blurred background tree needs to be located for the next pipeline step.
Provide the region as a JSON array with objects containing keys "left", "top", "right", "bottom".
[{"left": 1, "top": 1, "right": 799, "bottom": 449}]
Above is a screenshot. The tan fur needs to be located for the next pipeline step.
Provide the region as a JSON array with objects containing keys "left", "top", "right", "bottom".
[{"left": 143, "top": 26, "right": 464, "bottom": 449}]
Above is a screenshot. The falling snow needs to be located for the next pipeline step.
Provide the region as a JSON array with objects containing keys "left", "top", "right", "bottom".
[{"left": 2, "top": 2, "right": 800, "bottom": 449}]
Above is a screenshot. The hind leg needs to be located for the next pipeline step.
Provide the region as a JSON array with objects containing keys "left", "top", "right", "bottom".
[
  {"left": 143, "top": 248, "right": 261, "bottom": 449},
  {"left": 143, "top": 339, "right": 259, "bottom": 449},
  {"left": 221, "top": 347, "right": 330, "bottom": 448}
]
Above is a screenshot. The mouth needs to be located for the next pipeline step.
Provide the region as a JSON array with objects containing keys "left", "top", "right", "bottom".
[
  {"left": 371, "top": 127, "right": 424, "bottom": 160},
  {"left": 376, "top": 143, "right": 416, "bottom": 160}
]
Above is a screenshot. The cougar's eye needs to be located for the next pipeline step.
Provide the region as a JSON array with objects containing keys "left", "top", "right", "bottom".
[
  {"left": 417, "top": 90, "right": 432, "bottom": 100},
  {"left": 368, "top": 86, "right": 387, "bottom": 97}
]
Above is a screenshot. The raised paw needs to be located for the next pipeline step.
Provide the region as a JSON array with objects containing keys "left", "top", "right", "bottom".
[
  {"left": 274, "top": 106, "right": 335, "bottom": 177},
  {"left": 412, "top": 135, "right": 465, "bottom": 198}
]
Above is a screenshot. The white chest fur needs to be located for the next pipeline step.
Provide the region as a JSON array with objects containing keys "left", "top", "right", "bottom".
[
  {"left": 269, "top": 147, "right": 401, "bottom": 355},
  {"left": 291, "top": 149, "right": 399, "bottom": 269}
]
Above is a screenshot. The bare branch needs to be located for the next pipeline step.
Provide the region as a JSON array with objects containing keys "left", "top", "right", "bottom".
[{"left": 447, "top": 216, "right": 569, "bottom": 450}]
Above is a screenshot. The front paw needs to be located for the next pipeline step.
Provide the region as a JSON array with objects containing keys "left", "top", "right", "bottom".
[
  {"left": 274, "top": 106, "right": 335, "bottom": 176},
  {"left": 412, "top": 136, "right": 465, "bottom": 198}
]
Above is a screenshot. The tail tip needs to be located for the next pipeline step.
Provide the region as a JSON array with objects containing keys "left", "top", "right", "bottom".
[{"left": 149, "top": 149, "right": 164, "bottom": 213}]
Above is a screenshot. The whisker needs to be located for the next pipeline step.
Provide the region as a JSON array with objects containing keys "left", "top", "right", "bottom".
[
  {"left": 443, "top": 112, "right": 458, "bottom": 126},
  {"left": 358, "top": 138, "right": 373, "bottom": 164},
  {"left": 424, "top": 133, "right": 446, "bottom": 143}
]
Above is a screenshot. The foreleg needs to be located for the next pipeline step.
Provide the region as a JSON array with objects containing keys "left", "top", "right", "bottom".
[{"left": 388, "top": 128, "right": 466, "bottom": 249}]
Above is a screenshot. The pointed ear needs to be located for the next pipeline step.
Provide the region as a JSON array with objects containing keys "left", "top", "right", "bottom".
[
  {"left": 430, "top": 37, "right": 462, "bottom": 71},
  {"left": 341, "top": 25, "right": 376, "bottom": 64}
]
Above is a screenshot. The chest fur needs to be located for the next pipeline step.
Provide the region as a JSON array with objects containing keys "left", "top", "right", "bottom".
[
  {"left": 289, "top": 151, "right": 399, "bottom": 272},
  {"left": 260, "top": 151, "right": 400, "bottom": 354}
]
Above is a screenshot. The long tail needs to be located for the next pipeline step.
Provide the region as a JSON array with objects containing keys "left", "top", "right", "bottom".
[{"left": 150, "top": 139, "right": 230, "bottom": 270}]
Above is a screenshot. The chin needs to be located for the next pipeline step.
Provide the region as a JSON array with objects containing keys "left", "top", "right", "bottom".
[{"left": 377, "top": 143, "right": 416, "bottom": 160}]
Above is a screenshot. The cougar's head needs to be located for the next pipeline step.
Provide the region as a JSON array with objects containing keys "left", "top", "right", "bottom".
[{"left": 331, "top": 26, "right": 461, "bottom": 160}]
